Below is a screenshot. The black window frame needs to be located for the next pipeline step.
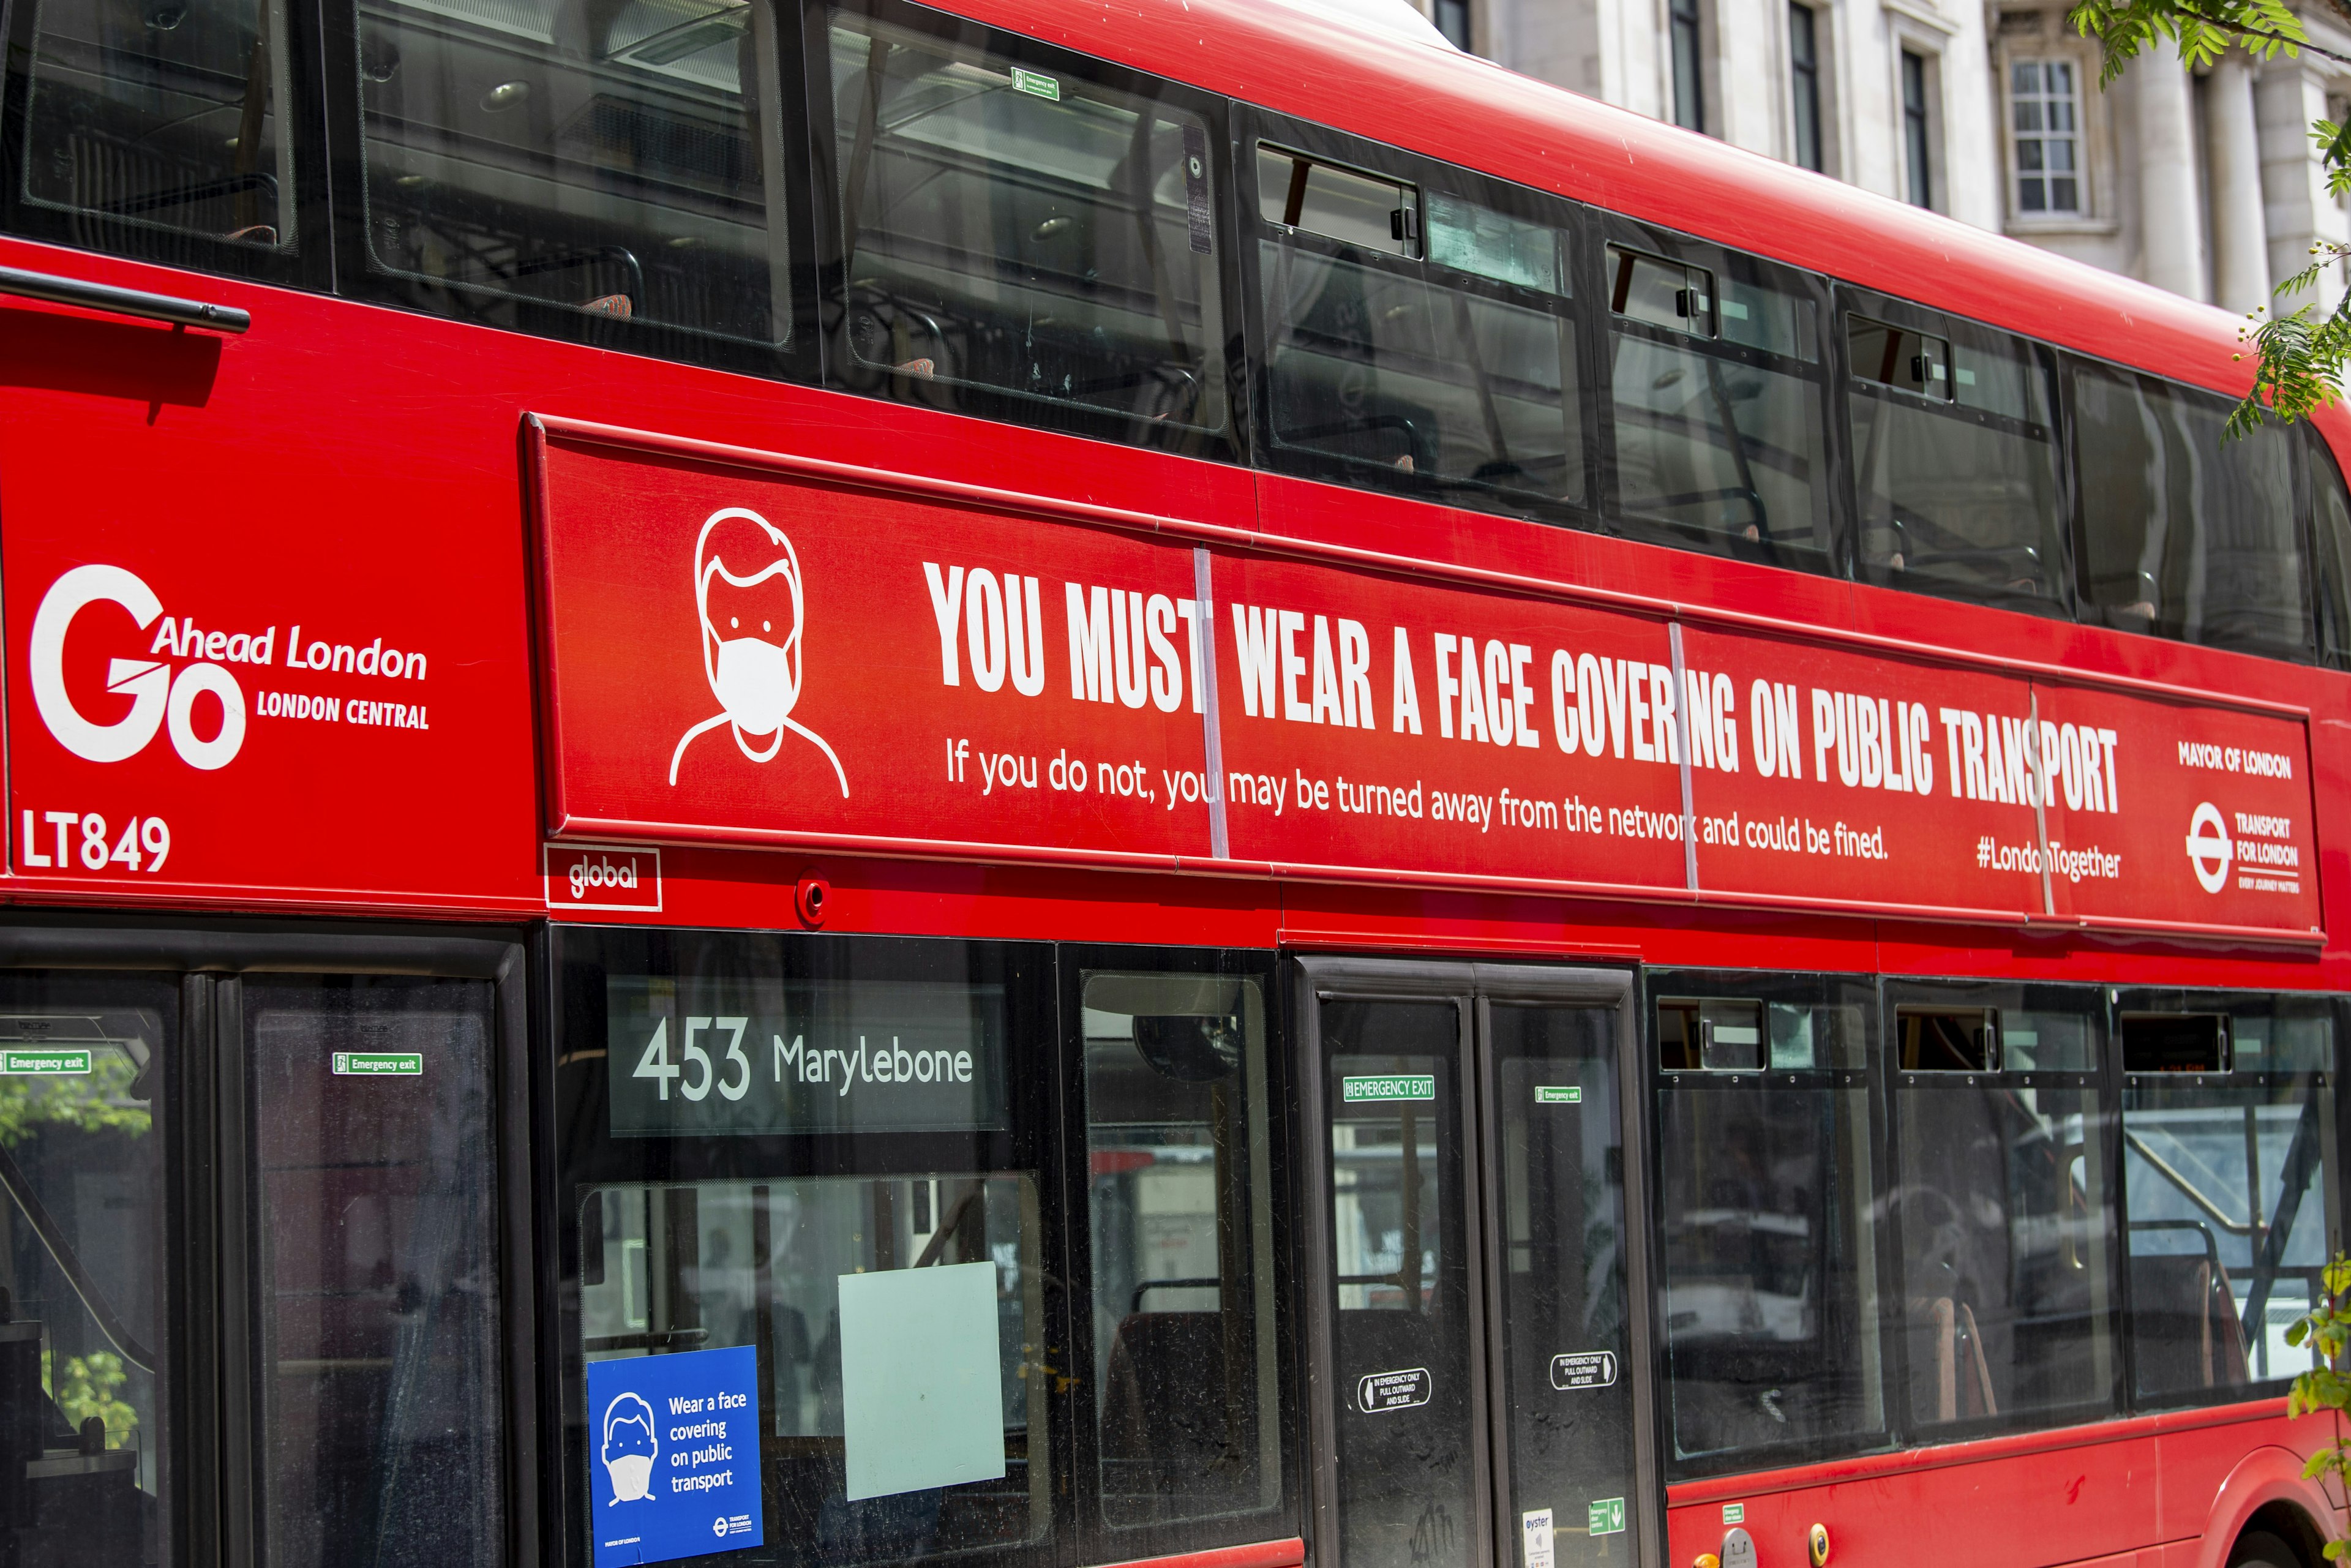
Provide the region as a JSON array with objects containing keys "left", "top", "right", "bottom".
[
  {"left": 805, "top": 0, "right": 1248, "bottom": 465},
  {"left": 1876, "top": 977, "right": 2125, "bottom": 1446},
  {"left": 314, "top": 0, "right": 823, "bottom": 384},
  {"left": 1055, "top": 942, "right": 1299, "bottom": 1566},
  {"left": 0, "top": 0, "right": 336, "bottom": 291},
  {"left": 1642, "top": 967, "right": 1886, "bottom": 1482},
  {"left": 1600, "top": 212, "right": 1849, "bottom": 578},
  {"left": 2108, "top": 986, "right": 2345, "bottom": 1414},
  {"left": 1837, "top": 283, "right": 2074, "bottom": 620},
  {"left": 1236, "top": 102, "right": 1605, "bottom": 531}
]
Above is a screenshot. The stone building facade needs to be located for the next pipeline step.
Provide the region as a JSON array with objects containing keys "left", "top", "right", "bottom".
[{"left": 1438, "top": 0, "right": 2351, "bottom": 315}]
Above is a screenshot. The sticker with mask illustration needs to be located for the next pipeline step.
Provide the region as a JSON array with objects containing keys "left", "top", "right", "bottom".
[{"left": 587, "top": 1343, "right": 763, "bottom": 1567}]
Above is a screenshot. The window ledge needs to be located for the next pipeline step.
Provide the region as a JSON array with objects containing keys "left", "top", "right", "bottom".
[
  {"left": 1881, "top": 0, "right": 1961, "bottom": 36},
  {"left": 2005, "top": 216, "right": 2120, "bottom": 236}
]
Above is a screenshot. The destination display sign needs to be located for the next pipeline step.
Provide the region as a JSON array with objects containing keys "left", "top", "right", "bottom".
[
  {"left": 604, "top": 977, "right": 1006, "bottom": 1138},
  {"left": 531, "top": 418, "right": 2323, "bottom": 943}
]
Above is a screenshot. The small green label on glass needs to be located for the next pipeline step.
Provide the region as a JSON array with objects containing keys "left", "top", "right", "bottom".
[
  {"left": 1587, "top": 1498, "right": 1625, "bottom": 1537},
  {"left": 1341, "top": 1075, "right": 1435, "bottom": 1103},
  {"left": 333, "top": 1052, "right": 422, "bottom": 1077},
  {"left": 1534, "top": 1085, "right": 1582, "bottom": 1105},
  {"left": 1, "top": 1049, "right": 89, "bottom": 1075},
  {"left": 1009, "top": 67, "right": 1060, "bottom": 101}
]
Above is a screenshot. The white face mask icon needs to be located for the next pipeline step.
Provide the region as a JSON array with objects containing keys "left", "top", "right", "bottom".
[
  {"left": 711, "top": 631, "right": 797, "bottom": 737},
  {"left": 669, "top": 506, "right": 848, "bottom": 795},
  {"left": 601, "top": 1393, "right": 659, "bottom": 1505}
]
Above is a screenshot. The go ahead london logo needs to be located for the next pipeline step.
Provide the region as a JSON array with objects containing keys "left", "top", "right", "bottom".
[
  {"left": 24, "top": 563, "right": 435, "bottom": 776},
  {"left": 31, "top": 565, "right": 252, "bottom": 771}
]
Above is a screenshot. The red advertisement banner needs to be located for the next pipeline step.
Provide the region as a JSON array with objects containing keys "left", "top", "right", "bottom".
[{"left": 530, "top": 419, "right": 2322, "bottom": 943}]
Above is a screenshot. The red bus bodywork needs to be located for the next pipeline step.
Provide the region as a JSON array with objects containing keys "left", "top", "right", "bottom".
[{"left": 0, "top": 0, "right": 2345, "bottom": 1557}]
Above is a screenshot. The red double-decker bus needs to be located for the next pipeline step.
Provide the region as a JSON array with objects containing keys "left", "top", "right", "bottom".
[{"left": 0, "top": 0, "right": 2344, "bottom": 1561}]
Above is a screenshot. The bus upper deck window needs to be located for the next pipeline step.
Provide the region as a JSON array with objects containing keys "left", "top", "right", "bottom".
[
  {"left": 1848, "top": 295, "right": 2066, "bottom": 612},
  {"left": 1896, "top": 1005, "right": 1998, "bottom": 1071},
  {"left": 2309, "top": 430, "right": 2351, "bottom": 666},
  {"left": 2121, "top": 1013, "right": 2230, "bottom": 1075},
  {"left": 2070, "top": 361, "right": 2309, "bottom": 658},
  {"left": 355, "top": 0, "right": 793, "bottom": 348},
  {"left": 15, "top": 0, "right": 299, "bottom": 258},
  {"left": 1605, "top": 229, "right": 1834, "bottom": 571},
  {"left": 1255, "top": 124, "right": 1585, "bottom": 513},
  {"left": 828, "top": 15, "right": 1229, "bottom": 448}
]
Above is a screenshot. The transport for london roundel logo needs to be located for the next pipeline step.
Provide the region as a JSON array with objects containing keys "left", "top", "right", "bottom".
[
  {"left": 2186, "top": 801, "right": 2232, "bottom": 895},
  {"left": 667, "top": 508, "right": 849, "bottom": 797}
]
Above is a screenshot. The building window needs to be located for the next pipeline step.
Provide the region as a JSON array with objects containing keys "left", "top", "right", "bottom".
[
  {"left": 1790, "top": 4, "right": 1824, "bottom": 171},
  {"left": 2011, "top": 58, "right": 2080, "bottom": 213},
  {"left": 1671, "top": 0, "right": 1706, "bottom": 132},
  {"left": 1902, "top": 50, "right": 1934, "bottom": 208},
  {"left": 1434, "top": 0, "right": 1471, "bottom": 50}
]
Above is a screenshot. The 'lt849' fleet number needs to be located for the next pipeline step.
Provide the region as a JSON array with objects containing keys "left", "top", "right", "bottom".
[{"left": 19, "top": 811, "right": 171, "bottom": 874}]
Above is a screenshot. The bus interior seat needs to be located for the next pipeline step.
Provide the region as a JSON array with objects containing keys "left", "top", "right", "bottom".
[
  {"left": 0, "top": 1290, "right": 144, "bottom": 1567},
  {"left": 1911, "top": 1295, "right": 1998, "bottom": 1422},
  {"left": 1098, "top": 1310, "right": 1249, "bottom": 1519},
  {"left": 2129, "top": 1254, "right": 2249, "bottom": 1394}
]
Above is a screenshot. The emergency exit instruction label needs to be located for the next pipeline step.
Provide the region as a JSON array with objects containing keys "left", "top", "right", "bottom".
[
  {"left": 332, "top": 1052, "right": 422, "bottom": 1076},
  {"left": 1, "top": 1049, "right": 89, "bottom": 1075},
  {"left": 1341, "top": 1075, "right": 1436, "bottom": 1103}
]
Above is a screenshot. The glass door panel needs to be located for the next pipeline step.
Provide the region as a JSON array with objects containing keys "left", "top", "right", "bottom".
[
  {"left": 1485, "top": 1002, "right": 1637, "bottom": 1567},
  {"left": 1320, "top": 999, "right": 1477, "bottom": 1568}
]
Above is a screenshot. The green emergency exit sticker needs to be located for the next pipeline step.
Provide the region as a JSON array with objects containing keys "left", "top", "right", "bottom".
[
  {"left": 1, "top": 1049, "right": 89, "bottom": 1075},
  {"left": 1586, "top": 1498, "right": 1625, "bottom": 1537},
  {"left": 1534, "top": 1086, "right": 1582, "bottom": 1105},
  {"left": 1009, "top": 67, "right": 1060, "bottom": 101},
  {"left": 1341, "top": 1075, "right": 1435, "bottom": 1103},
  {"left": 333, "top": 1052, "right": 422, "bottom": 1077}
]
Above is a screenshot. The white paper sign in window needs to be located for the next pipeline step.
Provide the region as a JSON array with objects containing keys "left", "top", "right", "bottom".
[{"left": 839, "top": 1261, "right": 1007, "bottom": 1501}]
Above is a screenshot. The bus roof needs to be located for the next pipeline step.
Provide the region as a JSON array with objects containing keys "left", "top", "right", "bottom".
[{"left": 952, "top": 0, "right": 2297, "bottom": 415}]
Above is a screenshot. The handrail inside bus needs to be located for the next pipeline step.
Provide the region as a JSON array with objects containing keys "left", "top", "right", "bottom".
[
  {"left": 2122, "top": 1130, "right": 2255, "bottom": 1237},
  {"left": 0, "top": 1139, "right": 156, "bottom": 1372}
]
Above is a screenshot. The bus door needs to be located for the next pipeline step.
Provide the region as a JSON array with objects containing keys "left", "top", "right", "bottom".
[{"left": 1292, "top": 959, "right": 1657, "bottom": 1568}]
